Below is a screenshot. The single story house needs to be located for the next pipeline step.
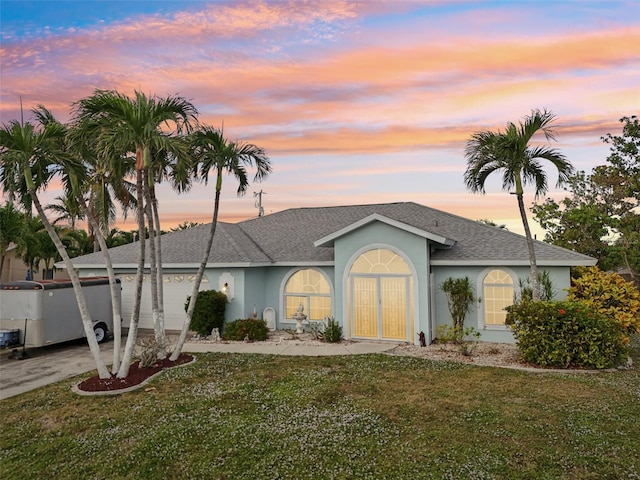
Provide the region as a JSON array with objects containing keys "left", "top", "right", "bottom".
[{"left": 65, "top": 202, "right": 596, "bottom": 345}]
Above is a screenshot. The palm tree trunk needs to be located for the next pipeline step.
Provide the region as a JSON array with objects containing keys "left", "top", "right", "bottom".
[
  {"left": 79, "top": 196, "right": 123, "bottom": 374},
  {"left": 150, "top": 184, "right": 165, "bottom": 343},
  {"left": 170, "top": 184, "right": 222, "bottom": 361},
  {"left": 30, "top": 190, "right": 111, "bottom": 378},
  {"left": 117, "top": 169, "right": 145, "bottom": 378},
  {"left": 143, "top": 169, "right": 162, "bottom": 347},
  {"left": 516, "top": 192, "right": 540, "bottom": 301}
]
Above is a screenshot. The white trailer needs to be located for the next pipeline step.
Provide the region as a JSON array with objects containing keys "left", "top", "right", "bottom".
[{"left": 0, "top": 277, "right": 120, "bottom": 348}]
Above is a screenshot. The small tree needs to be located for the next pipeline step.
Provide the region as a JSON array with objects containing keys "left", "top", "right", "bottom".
[{"left": 441, "top": 277, "right": 475, "bottom": 341}]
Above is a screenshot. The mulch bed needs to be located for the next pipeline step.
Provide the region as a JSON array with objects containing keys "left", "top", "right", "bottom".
[{"left": 76, "top": 354, "right": 194, "bottom": 393}]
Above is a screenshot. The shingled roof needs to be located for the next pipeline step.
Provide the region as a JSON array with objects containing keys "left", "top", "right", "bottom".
[{"left": 69, "top": 202, "right": 596, "bottom": 268}]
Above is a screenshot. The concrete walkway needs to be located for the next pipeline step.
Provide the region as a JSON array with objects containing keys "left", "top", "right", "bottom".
[{"left": 0, "top": 340, "right": 396, "bottom": 400}]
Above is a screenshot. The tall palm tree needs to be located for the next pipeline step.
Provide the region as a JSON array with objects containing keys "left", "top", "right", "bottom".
[
  {"left": 71, "top": 89, "right": 198, "bottom": 377},
  {"left": 171, "top": 125, "right": 271, "bottom": 360},
  {"left": 0, "top": 115, "right": 111, "bottom": 378},
  {"left": 464, "top": 109, "right": 573, "bottom": 301},
  {"left": 26, "top": 104, "right": 128, "bottom": 373},
  {"left": 146, "top": 143, "right": 194, "bottom": 346}
]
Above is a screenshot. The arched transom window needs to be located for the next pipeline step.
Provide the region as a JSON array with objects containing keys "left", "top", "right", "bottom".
[
  {"left": 350, "top": 249, "right": 411, "bottom": 274},
  {"left": 284, "top": 269, "right": 331, "bottom": 321},
  {"left": 483, "top": 269, "right": 514, "bottom": 326}
]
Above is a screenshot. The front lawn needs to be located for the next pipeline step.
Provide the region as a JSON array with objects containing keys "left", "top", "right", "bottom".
[{"left": 1, "top": 350, "right": 638, "bottom": 479}]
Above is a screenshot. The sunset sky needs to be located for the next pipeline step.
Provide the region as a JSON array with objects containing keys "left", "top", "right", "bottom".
[{"left": 1, "top": 0, "right": 638, "bottom": 237}]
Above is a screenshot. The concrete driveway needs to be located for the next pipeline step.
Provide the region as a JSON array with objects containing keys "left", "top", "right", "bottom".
[{"left": 0, "top": 340, "right": 114, "bottom": 400}]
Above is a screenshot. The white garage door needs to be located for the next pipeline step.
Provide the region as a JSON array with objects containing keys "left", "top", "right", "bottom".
[{"left": 119, "top": 273, "right": 210, "bottom": 331}]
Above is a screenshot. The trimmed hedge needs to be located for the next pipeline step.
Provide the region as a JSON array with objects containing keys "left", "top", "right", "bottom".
[
  {"left": 185, "top": 289, "right": 227, "bottom": 336},
  {"left": 505, "top": 300, "right": 627, "bottom": 369}
]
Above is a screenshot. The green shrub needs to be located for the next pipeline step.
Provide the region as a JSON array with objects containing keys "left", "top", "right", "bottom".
[
  {"left": 569, "top": 266, "right": 640, "bottom": 336},
  {"left": 518, "top": 271, "right": 556, "bottom": 302},
  {"left": 185, "top": 289, "right": 228, "bottom": 336},
  {"left": 435, "top": 324, "right": 481, "bottom": 355},
  {"left": 222, "top": 318, "right": 269, "bottom": 341},
  {"left": 435, "top": 324, "right": 459, "bottom": 343},
  {"left": 323, "top": 317, "right": 343, "bottom": 343},
  {"left": 505, "top": 300, "right": 627, "bottom": 369}
]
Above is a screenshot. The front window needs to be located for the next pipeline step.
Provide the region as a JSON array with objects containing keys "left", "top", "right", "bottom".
[
  {"left": 284, "top": 269, "right": 331, "bottom": 321},
  {"left": 483, "top": 269, "right": 514, "bottom": 326}
]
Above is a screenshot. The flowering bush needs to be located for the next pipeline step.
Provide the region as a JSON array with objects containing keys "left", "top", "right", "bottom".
[
  {"left": 505, "top": 300, "right": 628, "bottom": 369},
  {"left": 222, "top": 318, "right": 269, "bottom": 341},
  {"left": 569, "top": 266, "right": 640, "bottom": 336}
]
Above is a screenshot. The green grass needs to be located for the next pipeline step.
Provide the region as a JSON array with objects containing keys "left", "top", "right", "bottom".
[{"left": 1, "top": 350, "right": 639, "bottom": 480}]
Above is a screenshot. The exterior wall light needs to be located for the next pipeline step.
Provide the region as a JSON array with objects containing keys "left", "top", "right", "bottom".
[{"left": 219, "top": 272, "right": 234, "bottom": 300}]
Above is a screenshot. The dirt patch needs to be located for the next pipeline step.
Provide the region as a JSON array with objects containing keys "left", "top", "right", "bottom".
[{"left": 387, "top": 342, "right": 523, "bottom": 368}]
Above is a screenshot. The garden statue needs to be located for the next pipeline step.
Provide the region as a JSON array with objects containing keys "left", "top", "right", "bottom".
[
  {"left": 292, "top": 304, "right": 307, "bottom": 334},
  {"left": 210, "top": 327, "right": 220, "bottom": 342}
]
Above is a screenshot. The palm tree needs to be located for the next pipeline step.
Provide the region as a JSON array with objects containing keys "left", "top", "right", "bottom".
[
  {"left": 71, "top": 89, "right": 198, "bottom": 377},
  {"left": 60, "top": 227, "right": 93, "bottom": 258},
  {"left": 0, "top": 115, "right": 111, "bottom": 378},
  {"left": 0, "top": 202, "right": 25, "bottom": 278},
  {"left": 13, "top": 213, "right": 43, "bottom": 280},
  {"left": 105, "top": 228, "right": 134, "bottom": 248},
  {"left": 171, "top": 125, "right": 271, "bottom": 360},
  {"left": 84, "top": 154, "right": 136, "bottom": 252},
  {"left": 46, "top": 195, "right": 85, "bottom": 230},
  {"left": 34, "top": 106, "right": 126, "bottom": 373},
  {"left": 146, "top": 143, "right": 194, "bottom": 347},
  {"left": 464, "top": 109, "right": 573, "bottom": 301},
  {"left": 35, "top": 228, "right": 59, "bottom": 279}
]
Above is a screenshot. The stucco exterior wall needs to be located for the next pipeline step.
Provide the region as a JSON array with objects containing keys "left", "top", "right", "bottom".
[
  {"left": 332, "top": 221, "right": 430, "bottom": 345},
  {"left": 431, "top": 265, "right": 572, "bottom": 344}
]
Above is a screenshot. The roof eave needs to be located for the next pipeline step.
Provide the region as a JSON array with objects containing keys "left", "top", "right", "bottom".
[
  {"left": 64, "top": 262, "right": 273, "bottom": 270},
  {"left": 430, "top": 259, "right": 598, "bottom": 267}
]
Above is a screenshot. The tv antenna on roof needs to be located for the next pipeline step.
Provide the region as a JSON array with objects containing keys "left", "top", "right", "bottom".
[{"left": 254, "top": 190, "right": 266, "bottom": 217}]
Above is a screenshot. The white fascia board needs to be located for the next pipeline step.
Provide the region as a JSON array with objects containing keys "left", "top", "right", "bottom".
[
  {"left": 314, "top": 213, "right": 454, "bottom": 247},
  {"left": 430, "top": 259, "right": 598, "bottom": 267},
  {"left": 68, "top": 262, "right": 271, "bottom": 270},
  {"left": 270, "top": 261, "right": 335, "bottom": 267}
]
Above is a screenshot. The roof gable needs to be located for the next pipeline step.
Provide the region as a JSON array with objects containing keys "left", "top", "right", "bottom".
[{"left": 313, "top": 213, "right": 455, "bottom": 248}]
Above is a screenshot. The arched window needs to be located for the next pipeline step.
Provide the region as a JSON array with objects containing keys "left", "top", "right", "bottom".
[
  {"left": 350, "top": 248, "right": 411, "bottom": 274},
  {"left": 284, "top": 269, "right": 331, "bottom": 321},
  {"left": 483, "top": 269, "right": 514, "bottom": 326}
]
